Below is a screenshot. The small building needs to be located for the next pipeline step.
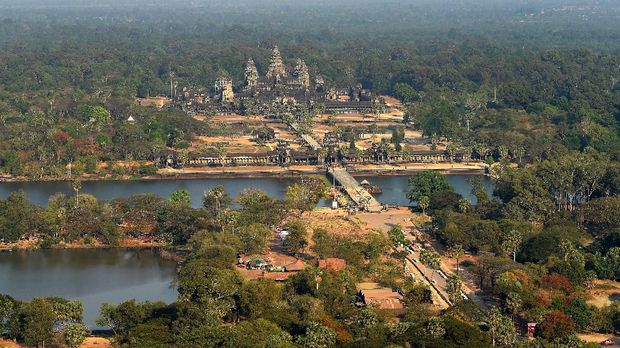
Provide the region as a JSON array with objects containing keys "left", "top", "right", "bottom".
[
  {"left": 284, "top": 259, "right": 306, "bottom": 272},
  {"left": 356, "top": 282, "right": 405, "bottom": 311}
]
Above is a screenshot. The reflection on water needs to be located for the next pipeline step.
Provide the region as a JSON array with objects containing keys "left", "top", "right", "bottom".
[
  {"left": 355, "top": 174, "right": 493, "bottom": 205},
  {"left": 0, "top": 248, "right": 177, "bottom": 328},
  {"left": 0, "top": 174, "right": 492, "bottom": 208},
  {"left": 0, "top": 178, "right": 298, "bottom": 208}
]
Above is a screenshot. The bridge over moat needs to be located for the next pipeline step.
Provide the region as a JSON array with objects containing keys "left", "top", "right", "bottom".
[{"left": 327, "top": 167, "right": 383, "bottom": 212}]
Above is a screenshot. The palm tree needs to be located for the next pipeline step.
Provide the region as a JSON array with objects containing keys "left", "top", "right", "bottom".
[
  {"left": 214, "top": 143, "right": 227, "bottom": 167},
  {"left": 447, "top": 244, "right": 464, "bottom": 274},
  {"left": 498, "top": 145, "right": 509, "bottom": 160},
  {"left": 420, "top": 249, "right": 441, "bottom": 281},
  {"left": 474, "top": 143, "right": 488, "bottom": 161},
  {"left": 446, "top": 274, "right": 463, "bottom": 304},
  {"left": 501, "top": 230, "right": 523, "bottom": 262},
  {"left": 418, "top": 196, "right": 430, "bottom": 215},
  {"left": 426, "top": 318, "right": 445, "bottom": 338},
  {"left": 71, "top": 179, "right": 82, "bottom": 207},
  {"left": 446, "top": 143, "right": 458, "bottom": 162},
  {"left": 458, "top": 198, "right": 471, "bottom": 213}
]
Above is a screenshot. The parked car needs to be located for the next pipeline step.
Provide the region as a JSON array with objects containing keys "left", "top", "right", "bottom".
[{"left": 600, "top": 339, "right": 615, "bottom": 346}]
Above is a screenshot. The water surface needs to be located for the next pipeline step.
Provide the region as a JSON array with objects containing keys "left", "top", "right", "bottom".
[
  {"left": 0, "top": 174, "right": 491, "bottom": 207},
  {"left": 0, "top": 248, "right": 177, "bottom": 328},
  {"left": 355, "top": 174, "right": 493, "bottom": 206}
]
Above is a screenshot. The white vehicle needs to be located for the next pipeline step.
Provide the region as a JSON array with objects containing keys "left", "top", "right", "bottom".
[{"left": 437, "top": 270, "right": 448, "bottom": 279}]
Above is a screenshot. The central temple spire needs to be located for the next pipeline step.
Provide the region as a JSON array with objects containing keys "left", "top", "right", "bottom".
[
  {"left": 266, "top": 45, "right": 287, "bottom": 79},
  {"left": 244, "top": 58, "right": 258, "bottom": 89}
]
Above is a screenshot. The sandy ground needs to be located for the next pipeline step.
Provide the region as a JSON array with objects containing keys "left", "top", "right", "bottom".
[
  {"left": 349, "top": 162, "right": 487, "bottom": 173},
  {"left": 356, "top": 207, "right": 417, "bottom": 232},
  {"left": 0, "top": 337, "right": 112, "bottom": 348},
  {"left": 587, "top": 280, "right": 620, "bottom": 308},
  {"left": 192, "top": 135, "right": 272, "bottom": 154},
  {"left": 158, "top": 164, "right": 322, "bottom": 178},
  {"left": 157, "top": 162, "right": 487, "bottom": 178},
  {"left": 0, "top": 339, "right": 21, "bottom": 348},
  {"left": 577, "top": 333, "right": 619, "bottom": 346},
  {"left": 79, "top": 337, "right": 113, "bottom": 348},
  {"left": 300, "top": 208, "right": 368, "bottom": 242}
]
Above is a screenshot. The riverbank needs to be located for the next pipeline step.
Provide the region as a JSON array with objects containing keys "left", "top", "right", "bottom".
[
  {"left": 0, "top": 238, "right": 167, "bottom": 251},
  {"left": 0, "top": 162, "right": 487, "bottom": 183},
  {"left": 155, "top": 162, "right": 487, "bottom": 180}
]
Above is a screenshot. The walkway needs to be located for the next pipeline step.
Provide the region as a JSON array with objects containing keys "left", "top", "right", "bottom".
[
  {"left": 289, "top": 122, "right": 322, "bottom": 150},
  {"left": 328, "top": 167, "right": 382, "bottom": 212}
]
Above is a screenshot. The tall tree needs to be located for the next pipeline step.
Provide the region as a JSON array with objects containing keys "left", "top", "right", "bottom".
[
  {"left": 407, "top": 171, "right": 453, "bottom": 203},
  {"left": 486, "top": 307, "right": 516, "bottom": 347}
]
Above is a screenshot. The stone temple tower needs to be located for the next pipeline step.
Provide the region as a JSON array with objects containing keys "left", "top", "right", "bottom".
[
  {"left": 244, "top": 58, "right": 258, "bottom": 89},
  {"left": 294, "top": 59, "right": 310, "bottom": 88},
  {"left": 266, "top": 46, "right": 287, "bottom": 79},
  {"left": 215, "top": 77, "right": 234, "bottom": 103}
]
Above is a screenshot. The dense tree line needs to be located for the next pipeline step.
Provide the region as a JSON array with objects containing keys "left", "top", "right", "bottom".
[
  {"left": 406, "top": 163, "right": 620, "bottom": 346},
  {"left": 0, "top": 295, "right": 89, "bottom": 347},
  {"left": 0, "top": 177, "right": 328, "bottom": 248},
  {"left": 0, "top": 2, "right": 618, "bottom": 178}
]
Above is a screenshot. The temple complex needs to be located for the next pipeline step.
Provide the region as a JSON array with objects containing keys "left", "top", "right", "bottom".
[{"left": 174, "top": 46, "right": 379, "bottom": 114}]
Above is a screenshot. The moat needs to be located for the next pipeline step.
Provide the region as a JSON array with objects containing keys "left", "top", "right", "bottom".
[
  {"left": 0, "top": 174, "right": 492, "bottom": 207},
  {"left": 0, "top": 248, "right": 177, "bottom": 329}
]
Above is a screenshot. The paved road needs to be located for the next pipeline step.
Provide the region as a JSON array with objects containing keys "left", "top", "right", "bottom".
[
  {"left": 403, "top": 253, "right": 451, "bottom": 308},
  {"left": 405, "top": 228, "right": 487, "bottom": 309}
]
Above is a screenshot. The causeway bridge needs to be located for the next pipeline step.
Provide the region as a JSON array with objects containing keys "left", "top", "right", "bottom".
[{"left": 327, "top": 167, "right": 383, "bottom": 212}]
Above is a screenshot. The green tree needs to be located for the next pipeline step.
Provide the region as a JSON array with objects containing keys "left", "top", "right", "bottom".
[
  {"left": 79, "top": 105, "right": 111, "bottom": 131},
  {"left": 2, "top": 151, "right": 22, "bottom": 176},
  {"left": 169, "top": 189, "right": 191, "bottom": 206},
  {"left": 62, "top": 322, "right": 89, "bottom": 348},
  {"left": 0, "top": 294, "right": 15, "bottom": 333},
  {"left": 286, "top": 176, "right": 328, "bottom": 213},
  {"left": 407, "top": 171, "right": 453, "bottom": 203},
  {"left": 388, "top": 225, "right": 409, "bottom": 248},
  {"left": 203, "top": 185, "right": 232, "bottom": 219},
  {"left": 296, "top": 321, "right": 337, "bottom": 348},
  {"left": 71, "top": 179, "right": 82, "bottom": 207},
  {"left": 22, "top": 298, "right": 56, "bottom": 347},
  {"left": 95, "top": 300, "right": 148, "bottom": 336},
  {"left": 501, "top": 230, "right": 522, "bottom": 262},
  {"left": 447, "top": 244, "right": 465, "bottom": 274},
  {"left": 487, "top": 307, "right": 516, "bottom": 347},
  {"left": 419, "top": 100, "right": 461, "bottom": 139},
  {"left": 426, "top": 317, "right": 446, "bottom": 338},
  {"left": 176, "top": 260, "right": 243, "bottom": 325},
  {"left": 418, "top": 196, "right": 430, "bottom": 215},
  {"left": 392, "top": 82, "right": 416, "bottom": 103},
  {"left": 419, "top": 249, "right": 441, "bottom": 281},
  {"left": 446, "top": 274, "right": 463, "bottom": 304},
  {"left": 237, "top": 223, "right": 272, "bottom": 253},
  {"left": 283, "top": 219, "right": 308, "bottom": 254}
]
